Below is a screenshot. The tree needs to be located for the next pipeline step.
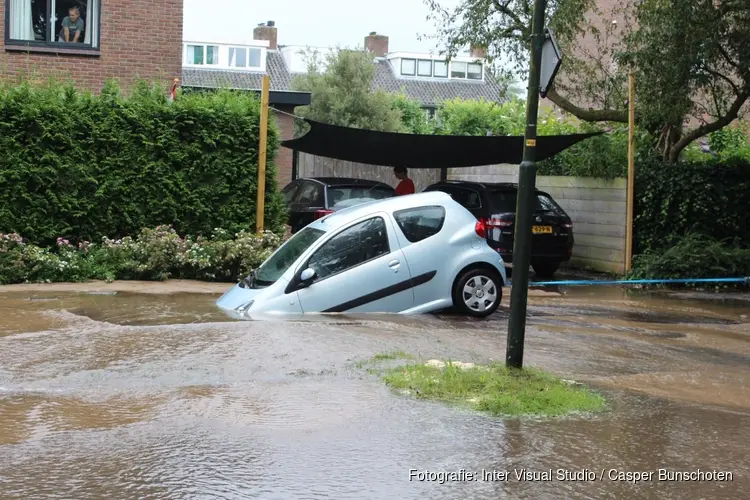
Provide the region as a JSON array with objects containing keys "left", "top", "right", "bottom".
[
  {"left": 290, "top": 47, "right": 405, "bottom": 132},
  {"left": 422, "top": 0, "right": 750, "bottom": 161}
]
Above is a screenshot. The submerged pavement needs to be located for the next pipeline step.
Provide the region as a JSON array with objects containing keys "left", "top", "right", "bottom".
[{"left": 0, "top": 279, "right": 749, "bottom": 499}]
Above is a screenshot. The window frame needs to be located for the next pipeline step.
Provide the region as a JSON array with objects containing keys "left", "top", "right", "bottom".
[
  {"left": 417, "top": 59, "right": 432, "bottom": 77},
  {"left": 303, "top": 216, "right": 392, "bottom": 284},
  {"left": 400, "top": 58, "right": 416, "bottom": 76},
  {"left": 433, "top": 60, "right": 448, "bottom": 78},
  {"left": 450, "top": 61, "right": 467, "bottom": 79},
  {"left": 393, "top": 205, "right": 447, "bottom": 243},
  {"left": 467, "top": 62, "right": 483, "bottom": 80},
  {"left": 186, "top": 44, "right": 219, "bottom": 66},
  {"left": 228, "top": 46, "right": 248, "bottom": 68},
  {"left": 4, "top": 0, "right": 102, "bottom": 55}
]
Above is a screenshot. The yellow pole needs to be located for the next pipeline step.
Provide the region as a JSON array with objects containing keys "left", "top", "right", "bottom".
[
  {"left": 256, "top": 75, "right": 270, "bottom": 235},
  {"left": 625, "top": 73, "right": 636, "bottom": 272}
]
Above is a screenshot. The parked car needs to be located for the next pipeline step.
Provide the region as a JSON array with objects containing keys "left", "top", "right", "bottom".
[
  {"left": 281, "top": 177, "right": 397, "bottom": 234},
  {"left": 422, "top": 180, "right": 574, "bottom": 278},
  {"left": 216, "top": 191, "right": 507, "bottom": 318}
]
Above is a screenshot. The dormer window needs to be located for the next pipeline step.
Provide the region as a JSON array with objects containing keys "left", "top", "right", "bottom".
[
  {"left": 229, "top": 47, "right": 263, "bottom": 69},
  {"left": 184, "top": 42, "right": 266, "bottom": 70},
  {"left": 187, "top": 44, "right": 219, "bottom": 65},
  {"left": 400, "top": 58, "right": 416, "bottom": 76},
  {"left": 451, "top": 61, "right": 466, "bottom": 78},
  {"left": 467, "top": 63, "right": 483, "bottom": 80},
  {"left": 417, "top": 60, "right": 432, "bottom": 77},
  {"left": 433, "top": 61, "right": 448, "bottom": 78}
]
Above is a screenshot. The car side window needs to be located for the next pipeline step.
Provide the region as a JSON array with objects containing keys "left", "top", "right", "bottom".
[
  {"left": 452, "top": 188, "right": 482, "bottom": 209},
  {"left": 294, "top": 182, "right": 321, "bottom": 206},
  {"left": 393, "top": 206, "right": 446, "bottom": 243},
  {"left": 282, "top": 182, "right": 299, "bottom": 205},
  {"left": 306, "top": 217, "right": 391, "bottom": 281}
]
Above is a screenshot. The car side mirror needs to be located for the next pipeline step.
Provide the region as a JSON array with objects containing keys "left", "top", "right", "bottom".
[{"left": 297, "top": 267, "right": 316, "bottom": 289}]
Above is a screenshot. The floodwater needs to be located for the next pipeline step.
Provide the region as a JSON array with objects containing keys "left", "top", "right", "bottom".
[{"left": 1, "top": 279, "right": 749, "bottom": 499}]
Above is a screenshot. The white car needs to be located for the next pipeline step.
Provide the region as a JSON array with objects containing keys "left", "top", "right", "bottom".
[{"left": 216, "top": 191, "right": 507, "bottom": 318}]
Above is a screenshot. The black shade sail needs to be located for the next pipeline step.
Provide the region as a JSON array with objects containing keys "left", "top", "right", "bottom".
[{"left": 281, "top": 118, "right": 603, "bottom": 168}]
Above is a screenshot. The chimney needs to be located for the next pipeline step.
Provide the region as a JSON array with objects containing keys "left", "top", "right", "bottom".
[
  {"left": 365, "top": 31, "right": 389, "bottom": 57},
  {"left": 254, "top": 21, "right": 278, "bottom": 50},
  {"left": 470, "top": 44, "right": 487, "bottom": 59}
]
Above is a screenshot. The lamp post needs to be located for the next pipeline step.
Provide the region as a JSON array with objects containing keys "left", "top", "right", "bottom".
[{"left": 506, "top": 0, "right": 549, "bottom": 369}]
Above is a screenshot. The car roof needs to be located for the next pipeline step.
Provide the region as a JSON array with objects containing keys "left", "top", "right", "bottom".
[
  {"left": 301, "top": 177, "right": 394, "bottom": 188},
  {"left": 308, "top": 191, "right": 453, "bottom": 230},
  {"left": 428, "top": 180, "right": 552, "bottom": 195}
]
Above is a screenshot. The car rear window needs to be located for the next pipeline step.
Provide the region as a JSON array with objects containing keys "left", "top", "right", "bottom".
[
  {"left": 393, "top": 206, "right": 446, "bottom": 243},
  {"left": 490, "top": 189, "right": 566, "bottom": 214},
  {"left": 327, "top": 185, "right": 395, "bottom": 206}
]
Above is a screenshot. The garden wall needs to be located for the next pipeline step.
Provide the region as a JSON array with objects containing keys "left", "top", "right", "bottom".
[
  {"left": 449, "top": 165, "right": 628, "bottom": 274},
  {"left": 298, "top": 153, "right": 441, "bottom": 192}
]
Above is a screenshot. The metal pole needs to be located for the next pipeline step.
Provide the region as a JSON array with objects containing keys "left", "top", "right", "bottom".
[
  {"left": 625, "top": 73, "right": 636, "bottom": 272},
  {"left": 256, "top": 75, "right": 271, "bottom": 234},
  {"left": 506, "top": 0, "right": 547, "bottom": 369}
]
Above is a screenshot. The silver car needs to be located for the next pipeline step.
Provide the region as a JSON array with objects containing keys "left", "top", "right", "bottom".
[{"left": 216, "top": 191, "right": 507, "bottom": 318}]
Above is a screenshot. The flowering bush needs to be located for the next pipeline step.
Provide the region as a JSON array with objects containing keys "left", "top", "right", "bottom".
[{"left": 0, "top": 226, "right": 284, "bottom": 285}]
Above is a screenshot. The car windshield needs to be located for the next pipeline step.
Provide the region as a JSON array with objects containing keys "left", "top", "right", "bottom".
[
  {"left": 490, "top": 189, "right": 565, "bottom": 214},
  {"left": 254, "top": 227, "right": 326, "bottom": 284},
  {"left": 327, "top": 185, "right": 395, "bottom": 206}
]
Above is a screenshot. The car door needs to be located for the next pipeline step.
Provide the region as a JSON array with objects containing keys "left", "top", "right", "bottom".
[{"left": 294, "top": 214, "right": 415, "bottom": 313}]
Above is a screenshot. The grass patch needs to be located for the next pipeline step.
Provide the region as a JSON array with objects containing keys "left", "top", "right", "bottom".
[
  {"left": 354, "top": 350, "right": 414, "bottom": 369},
  {"left": 378, "top": 360, "right": 607, "bottom": 418}
]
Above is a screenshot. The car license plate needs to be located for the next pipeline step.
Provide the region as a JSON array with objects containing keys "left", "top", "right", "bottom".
[{"left": 532, "top": 225, "right": 552, "bottom": 234}]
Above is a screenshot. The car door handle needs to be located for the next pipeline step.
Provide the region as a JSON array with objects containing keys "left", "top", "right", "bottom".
[{"left": 388, "top": 259, "right": 400, "bottom": 270}]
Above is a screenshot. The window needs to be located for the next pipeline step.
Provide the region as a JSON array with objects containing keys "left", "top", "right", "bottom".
[
  {"left": 6, "top": 0, "right": 101, "bottom": 49},
  {"left": 417, "top": 59, "right": 432, "bottom": 77},
  {"left": 400, "top": 58, "right": 416, "bottom": 76},
  {"left": 254, "top": 227, "right": 326, "bottom": 285},
  {"left": 248, "top": 48, "right": 261, "bottom": 67},
  {"left": 451, "top": 61, "right": 467, "bottom": 78},
  {"left": 490, "top": 189, "right": 566, "bottom": 215},
  {"left": 451, "top": 188, "right": 482, "bottom": 209},
  {"left": 433, "top": 61, "right": 448, "bottom": 78},
  {"left": 306, "top": 217, "right": 390, "bottom": 281},
  {"left": 467, "top": 63, "right": 483, "bottom": 80},
  {"left": 293, "top": 182, "right": 324, "bottom": 206},
  {"left": 394, "top": 206, "right": 446, "bottom": 243},
  {"left": 282, "top": 182, "right": 299, "bottom": 205},
  {"left": 187, "top": 44, "right": 218, "bottom": 65},
  {"left": 229, "top": 47, "right": 247, "bottom": 68},
  {"left": 326, "top": 185, "right": 395, "bottom": 206}
]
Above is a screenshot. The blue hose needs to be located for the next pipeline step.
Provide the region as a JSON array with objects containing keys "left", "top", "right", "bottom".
[{"left": 509, "top": 277, "right": 750, "bottom": 287}]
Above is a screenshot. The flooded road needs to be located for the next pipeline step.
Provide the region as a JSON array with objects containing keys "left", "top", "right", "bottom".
[{"left": 1, "top": 279, "right": 749, "bottom": 499}]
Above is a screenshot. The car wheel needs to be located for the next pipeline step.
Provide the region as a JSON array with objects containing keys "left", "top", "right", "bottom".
[
  {"left": 452, "top": 268, "right": 502, "bottom": 318},
  {"left": 531, "top": 260, "right": 560, "bottom": 279}
]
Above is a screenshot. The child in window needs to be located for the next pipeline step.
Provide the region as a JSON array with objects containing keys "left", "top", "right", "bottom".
[{"left": 59, "top": 6, "right": 84, "bottom": 43}]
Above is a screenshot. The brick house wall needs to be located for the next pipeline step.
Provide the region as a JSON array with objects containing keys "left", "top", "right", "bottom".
[{"left": 0, "top": 0, "right": 182, "bottom": 92}]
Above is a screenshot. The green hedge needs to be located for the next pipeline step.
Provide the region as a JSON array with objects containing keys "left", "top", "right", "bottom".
[
  {"left": 0, "top": 80, "right": 288, "bottom": 247},
  {"left": 634, "top": 158, "right": 750, "bottom": 254}
]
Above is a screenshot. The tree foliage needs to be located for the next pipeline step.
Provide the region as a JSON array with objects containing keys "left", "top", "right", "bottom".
[
  {"left": 290, "top": 48, "right": 405, "bottom": 132},
  {"left": 0, "top": 80, "right": 288, "bottom": 247},
  {"left": 422, "top": 0, "right": 750, "bottom": 161}
]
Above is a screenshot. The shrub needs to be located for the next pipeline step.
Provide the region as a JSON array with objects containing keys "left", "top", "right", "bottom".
[
  {"left": 633, "top": 158, "right": 750, "bottom": 253},
  {"left": 0, "top": 225, "right": 283, "bottom": 285},
  {"left": 0, "top": 79, "right": 288, "bottom": 248},
  {"left": 628, "top": 233, "right": 750, "bottom": 282}
]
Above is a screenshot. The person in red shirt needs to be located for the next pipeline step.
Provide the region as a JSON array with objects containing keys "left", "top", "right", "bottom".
[{"left": 394, "top": 166, "right": 415, "bottom": 196}]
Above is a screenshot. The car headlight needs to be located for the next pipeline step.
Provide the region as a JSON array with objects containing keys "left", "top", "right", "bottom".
[{"left": 237, "top": 300, "right": 254, "bottom": 313}]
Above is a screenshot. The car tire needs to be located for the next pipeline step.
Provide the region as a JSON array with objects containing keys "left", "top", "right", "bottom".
[
  {"left": 452, "top": 268, "right": 502, "bottom": 318},
  {"left": 531, "top": 260, "right": 560, "bottom": 279}
]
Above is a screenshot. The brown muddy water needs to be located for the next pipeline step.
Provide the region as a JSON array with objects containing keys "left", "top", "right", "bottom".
[{"left": 1, "top": 280, "right": 749, "bottom": 499}]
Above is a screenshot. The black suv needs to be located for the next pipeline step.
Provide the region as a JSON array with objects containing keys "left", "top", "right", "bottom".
[
  {"left": 281, "top": 177, "right": 397, "bottom": 233},
  {"left": 423, "top": 180, "right": 574, "bottom": 277}
]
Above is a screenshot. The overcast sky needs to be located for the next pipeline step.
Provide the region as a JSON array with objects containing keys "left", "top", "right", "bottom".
[{"left": 183, "top": 0, "right": 461, "bottom": 54}]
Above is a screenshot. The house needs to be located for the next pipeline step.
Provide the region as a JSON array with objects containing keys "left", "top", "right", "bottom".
[
  {"left": 0, "top": 0, "right": 182, "bottom": 91},
  {"left": 181, "top": 22, "right": 507, "bottom": 187}
]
